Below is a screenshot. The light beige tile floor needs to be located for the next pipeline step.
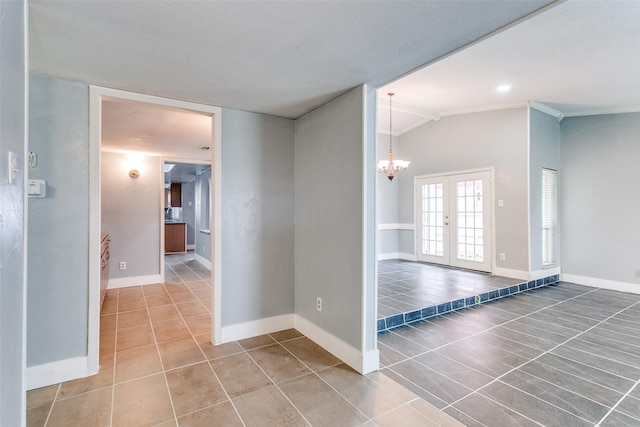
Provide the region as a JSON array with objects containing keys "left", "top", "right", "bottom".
[{"left": 27, "top": 253, "right": 462, "bottom": 427}]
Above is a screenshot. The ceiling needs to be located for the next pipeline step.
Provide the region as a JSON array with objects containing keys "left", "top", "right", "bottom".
[
  {"left": 164, "top": 162, "right": 210, "bottom": 185},
  {"left": 101, "top": 100, "right": 212, "bottom": 161},
  {"left": 29, "top": 0, "right": 557, "bottom": 119},
  {"left": 379, "top": 0, "right": 640, "bottom": 135},
  {"left": 29, "top": 1, "right": 640, "bottom": 151}
]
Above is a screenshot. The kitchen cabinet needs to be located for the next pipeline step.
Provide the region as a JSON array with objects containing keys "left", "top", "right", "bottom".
[
  {"left": 165, "top": 223, "right": 186, "bottom": 253},
  {"left": 100, "top": 232, "right": 110, "bottom": 309},
  {"left": 170, "top": 183, "right": 182, "bottom": 207}
]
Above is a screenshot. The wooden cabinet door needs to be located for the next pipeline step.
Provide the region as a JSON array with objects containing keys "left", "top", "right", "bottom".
[
  {"left": 165, "top": 223, "right": 186, "bottom": 252},
  {"left": 170, "top": 183, "right": 182, "bottom": 207}
]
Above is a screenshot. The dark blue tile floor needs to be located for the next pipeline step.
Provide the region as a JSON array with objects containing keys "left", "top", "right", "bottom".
[{"left": 378, "top": 260, "right": 559, "bottom": 331}]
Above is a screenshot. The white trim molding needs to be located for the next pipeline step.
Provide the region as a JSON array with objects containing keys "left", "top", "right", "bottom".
[
  {"left": 530, "top": 101, "right": 564, "bottom": 121},
  {"left": 377, "top": 223, "right": 414, "bottom": 230},
  {"left": 377, "top": 252, "right": 418, "bottom": 261},
  {"left": 561, "top": 274, "right": 640, "bottom": 295},
  {"left": 107, "top": 274, "right": 163, "bottom": 289},
  {"left": 492, "top": 266, "right": 561, "bottom": 281},
  {"left": 294, "top": 315, "right": 379, "bottom": 375},
  {"left": 193, "top": 253, "right": 212, "bottom": 271},
  {"left": 492, "top": 267, "right": 533, "bottom": 281},
  {"left": 220, "top": 314, "right": 294, "bottom": 343},
  {"left": 26, "top": 356, "right": 93, "bottom": 391}
]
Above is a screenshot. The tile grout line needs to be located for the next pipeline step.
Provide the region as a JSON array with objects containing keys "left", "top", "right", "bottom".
[
  {"left": 595, "top": 379, "right": 640, "bottom": 426},
  {"left": 172, "top": 254, "right": 247, "bottom": 427},
  {"left": 380, "top": 287, "right": 598, "bottom": 419},
  {"left": 440, "top": 290, "right": 640, "bottom": 422},
  {"left": 41, "top": 383, "right": 62, "bottom": 427},
  {"left": 593, "top": 300, "right": 640, "bottom": 426},
  {"left": 143, "top": 281, "right": 179, "bottom": 426},
  {"left": 382, "top": 285, "right": 597, "bottom": 371},
  {"left": 108, "top": 289, "right": 120, "bottom": 427},
  {"left": 242, "top": 342, "right": 314, "bottom": 426}
]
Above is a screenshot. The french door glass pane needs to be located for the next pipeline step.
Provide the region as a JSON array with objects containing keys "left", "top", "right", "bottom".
[
  {"left": 456, "top": 179, "right": 484, "bottom": 262},
  {"left": 421, "top": 183, "right": 444, "bottom": 256}
]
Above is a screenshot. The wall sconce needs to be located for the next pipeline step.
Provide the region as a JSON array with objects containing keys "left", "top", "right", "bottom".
[{"left": 129, "top": 169, "right": 140, "bottom": 178}]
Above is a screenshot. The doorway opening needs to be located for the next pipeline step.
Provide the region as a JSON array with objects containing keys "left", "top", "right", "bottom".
[{"left": 88, "top": 87, "right": 222, "bottom": 374}]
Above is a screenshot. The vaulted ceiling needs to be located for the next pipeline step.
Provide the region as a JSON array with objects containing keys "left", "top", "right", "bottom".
[{"left": 29, "top": 1, "right": 640, "bottom": 149}]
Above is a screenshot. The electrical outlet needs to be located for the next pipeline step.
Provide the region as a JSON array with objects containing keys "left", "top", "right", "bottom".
[
  {"left": 119, "top": 261, "right": 127, "bottom": 270},
  {"left": 499, "top": 253, "right": 506, "bottom": 261},
  {"left": 475, "top": 295, "right": 480, "bottom": 304},
  {"left": 316, "top": 297, "right": 322, "bottom": 312}
]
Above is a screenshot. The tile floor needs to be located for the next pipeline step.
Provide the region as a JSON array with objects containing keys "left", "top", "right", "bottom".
[
  {"left": 26, "top": 253, "right": 462, "bottom": 427},
  {"left": 377, "top": 260, "right": 522, "bottom": 320},
  {"left": 379, "top": 281, "right": 640, "bottom": 426}
]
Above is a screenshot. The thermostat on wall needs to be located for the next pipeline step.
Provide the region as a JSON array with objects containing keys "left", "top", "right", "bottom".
[{"left": 28, "top": 179, "right": 47, "bottom": 198}]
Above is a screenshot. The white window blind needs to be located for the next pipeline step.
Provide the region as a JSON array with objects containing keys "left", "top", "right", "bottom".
[{"left": 542, "top": 168, "right": 557, "bottom": 266}]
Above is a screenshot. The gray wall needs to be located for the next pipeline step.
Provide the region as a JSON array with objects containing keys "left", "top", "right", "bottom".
[
  {"left": 396, "top": 107, "right": 530, "bottom": 271},
  {"left": 0, "top": 0, "right": 27, "bottom": 423},
  {"left": 101, "top": 151, "right": 161, "bottom": 279},
  {"left": 221, "top": 109, "right": 295, "bottom": 326},
  {"left": 27, "top": 75, "right": 90, "bottom": 366},
  {"left": 529, "top": 108, "right": 561, "bottom": 271},
  {"left": 195, "top": 170, "right": 212, "bottom": 261},
  {"left": 561, "top": 113, "right": 640, "bottom": 285},
  {"left": 294, "top": 86, "right": 371, "bottom": 349}
]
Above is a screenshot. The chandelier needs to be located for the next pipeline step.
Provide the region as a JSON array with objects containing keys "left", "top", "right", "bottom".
[{"left": 377, "top": 92, "right": 410, "bottom": 181}]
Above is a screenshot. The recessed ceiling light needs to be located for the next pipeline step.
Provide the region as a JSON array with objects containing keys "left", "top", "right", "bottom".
[{"left": 496, "top": 84, "right": 511, "bottom": 93}]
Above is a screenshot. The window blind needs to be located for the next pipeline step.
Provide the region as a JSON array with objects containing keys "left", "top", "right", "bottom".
[{"left": 542, "top": 168, "right": 557, "bottom": 266}]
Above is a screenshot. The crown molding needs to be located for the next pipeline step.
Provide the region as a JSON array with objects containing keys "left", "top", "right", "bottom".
[
  {"left": 378, "top": 98, "right": 440, "bottom": 122},
  {"left": 563, "top": 105, "right": 640, "bottom": 118},
  {"left": 529, "top": 101, "right": 564, "bottom": 121}
]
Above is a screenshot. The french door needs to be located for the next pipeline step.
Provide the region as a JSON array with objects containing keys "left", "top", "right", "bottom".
[{"left": 415, "top": 170, "right": 492, "bottom": 272}]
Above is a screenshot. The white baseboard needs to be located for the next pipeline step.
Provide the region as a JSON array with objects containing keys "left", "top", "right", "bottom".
[
  {"left": 193, "top": 253, "right": 212, "bottom": 271},
  {"left": 220, "top": 314, "right": 294, "bottom": 343},
  {"left": 377, "top": 223, "right": 415, "bottom": 230},
  {"left": 492, "top": 267, "right": 531, "bottom": 281},
  {"left": 531, "top": 266, "right": 561, "bottom": 281},
  {"left": 561, "top": 274, "right": 640, "bottom": 294},
  {"left": 399, "top": 253, "right": 417, "bottom": 262},
  {"left": 294, "top": 314, "right": 379, "bottom": 375},
  {"left": 377, "top": 252, "right": 418, "bottom": 262},
  {"left": 107, "top": 274, "right": 162, "bottom": 289},
  {"left": 187, "top": 244, "right": 196, "bottom": 250},
  {"left": 377, "top": 252, "right": 400, "bottom": 261},
  {"left": 26, "top": 356, "right": 94, "bottom": 391}
]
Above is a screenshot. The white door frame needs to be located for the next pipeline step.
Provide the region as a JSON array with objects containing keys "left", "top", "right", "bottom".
[
  {"left": 414, "top": 167, "right": 494, "bottom": 273},
  {"left": 88, "top": 86, "right": 223, "bottom": 374}
]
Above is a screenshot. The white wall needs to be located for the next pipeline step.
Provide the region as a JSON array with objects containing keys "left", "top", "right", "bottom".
[
  {"left": 27, "top": 75, "right": 90, "bottom": 367},
  {"left": 0, "top": 0, "right": 27, "bottom": 423},
  {"left": 220, "top": 108, "right": 295, "bottom": 326},
  {"left": 101, "top": 151, "right": 162, "bottom": 281},
  {"left": 561, "top": 113, "right": 640, "bottom": 288},
  {"left": 529, "top": 108, "right": 561, "bottom": 272},
  {"left": 294, "top": 85, "right": 378, "bottom": 372},
  {"left": 396, "top": 107, "right": 530, "bottom": 272}
]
